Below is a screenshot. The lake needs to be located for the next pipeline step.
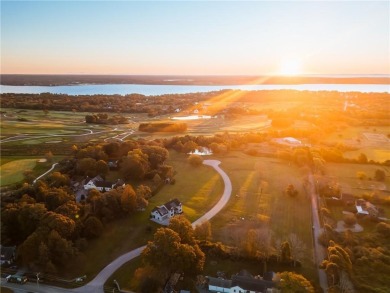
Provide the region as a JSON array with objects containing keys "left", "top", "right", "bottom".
[{"left": 1, "top": 83, "right": 389, "bottom": 95}]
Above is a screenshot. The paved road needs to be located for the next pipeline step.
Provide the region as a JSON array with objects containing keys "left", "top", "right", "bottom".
[
  {"left": 192, "top": 160, "right": 232, "bottom": 227},
  {"left": 2, "top": 160, "right": 232, "bottom": 293},
  {"left": 308, "top": 174, "right": 328, "bottom": 292}
]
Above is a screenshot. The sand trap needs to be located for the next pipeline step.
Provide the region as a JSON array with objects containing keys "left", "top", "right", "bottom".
[
  {"left": 37, "top": 158, "right": 47, "bottom": 163},
  {"left": 45, "top": 140, "right": 62, "bottom": 143}
]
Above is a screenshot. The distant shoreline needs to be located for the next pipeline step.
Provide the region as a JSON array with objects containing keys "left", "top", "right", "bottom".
[{"left": 1, "top": 74, "right": 389, "bottom": 86}]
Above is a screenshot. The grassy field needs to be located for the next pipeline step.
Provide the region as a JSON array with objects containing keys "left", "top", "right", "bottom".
[
  {"left": 325, "top": 163, "right": 389, "bottom": 196},
  {"left": 0, "top": 158, "right": 38, "bottom": 186},
  {"left": 344, "top": 148, "right": 390, "bottom": 162},
  {"left": 209, "top": 153, "right": 315, "bottom": 279},
  {"left": 75, "top": 151, "right": 224, "bottom": 280}
]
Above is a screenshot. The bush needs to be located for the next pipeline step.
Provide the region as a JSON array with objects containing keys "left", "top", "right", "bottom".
[
  {"left": 376, "top": 222, "right": 390, "bottom": 237},
  {"left": 188, "top": 154, "right": 203, "bottom": 167},
  {"left": 343, "top": 214, "right": 357, "bottom": 227}
]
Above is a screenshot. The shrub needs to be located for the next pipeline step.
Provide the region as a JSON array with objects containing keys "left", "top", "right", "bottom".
[
  {"left": 343, "top": 214, "right": 357, "bottom": 227},
  {"left": 188, "top": 154, "right": 203, "bottom": 167}
]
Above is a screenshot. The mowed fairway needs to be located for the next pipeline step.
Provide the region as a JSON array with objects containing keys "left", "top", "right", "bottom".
[{"left": 0, "top": 158, "right": 37, "bottom": 186}]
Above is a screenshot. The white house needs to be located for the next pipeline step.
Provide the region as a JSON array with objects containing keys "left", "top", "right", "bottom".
[
  {"left": 151, "top": 198, "right": 183, "bottom": 224},
  {"left": 208, "top": 270, "right": 277, "bottom": 293},
  {"left": 0, "top": 245, "right": 16, "bottom": 265},
  {"left": 84, "top": 176, "right": 125, "bottom": 192}
]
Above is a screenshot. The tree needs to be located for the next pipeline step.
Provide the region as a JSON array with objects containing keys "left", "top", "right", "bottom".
[
  {"left": 343, "top": 214, "right": 357, "bottom": 227},
  {"left": 141, "top": 145, "right": 169, "bottom": 169},
  {"left": 83, "top": 216, "right": 104, "bottom": 238},
  {"left": 153, "top": 173, "right": 161, "bottom": 185},
  {"left": 277, "top": 271, "right": 314, "bottom": 293},
  {"left": 47, "top": 229, "right": 76, "bottom": 267},
  {"left": 44, "top": 188, "right": 74, "bottom": 211},
  {"left": 48, "top": 172, "right": 70, "bottom": 187},
  {"left": 280, "top": 241, "right": 292, "bottom": 263},
  {"left": 168, "top": 216, "right": 195, "bottom": 245},
  {"left": 121, "top": 149, "right": 149, "bottom": 180},
  {"left": 77, "top": 158, "right": 97, "bottom": 177},
  {"left": 37, "top": 242, "right": 50, "bottom": 269},
  {"left": 182, "top": 141, "right": 198, "bottom": 153},
  {"left": 374, "top": 169, "right": 386, "bottom": 181},
  {"left": 142, "top": 227, "right": 205, "bottom": 275},
  {"left": 45, "top": 151, "right": 54, "bottom": 163},
  {"left": 194, "top": 221, "right": 212, "bottom": 241},
  {"left": 96, "top": 160, "right": 109, "bottom": 176},
  {"left": 288, "top": 233, "right": 306, "bottom": 267},
  {"left": 188, "top": 154, "right": 203, "bottom": 167},
  {"left": 358, "top": 153, "right": 368, "bottom": 164},
  {"left": 55, "top": 201, "right": 80, "bottom": 220},
  {"left": 40, "top": 211, "right": 76, "bottom": 239},
  {"left": 285, "top": 184, "right": 298, "bottom": 197},
  {"left": 120, "top": 185, "right": 137, "bottom": 213}
]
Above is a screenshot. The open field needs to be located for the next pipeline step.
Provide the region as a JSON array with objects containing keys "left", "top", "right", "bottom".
[
  {"left": 0, "top": 158, "right": 38, "bottom": 186},
  {"left": 324, "top": 163, "right": 389, "bottom": 196},
  {"left": 344, "top": 148, "right": 390, "bottom": 162},
  {"left": 209, "top": 153, "right": 315, "bottom": 280},
  {"left": 323, "top": 125, "right": 390, "bottom": 146}
]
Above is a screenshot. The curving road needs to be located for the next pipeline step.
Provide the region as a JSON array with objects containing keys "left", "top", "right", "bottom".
[{"left": 1, "top": 160, "right": 232, "bottom": 293}]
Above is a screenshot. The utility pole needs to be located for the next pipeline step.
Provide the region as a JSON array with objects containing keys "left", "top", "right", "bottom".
[{"left": 36, "top": 272, "right": 40, "bottom": 289}]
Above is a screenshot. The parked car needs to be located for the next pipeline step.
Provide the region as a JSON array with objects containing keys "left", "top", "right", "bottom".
[{"left": 6, "top": 274, "right": 28, "bottom": 284}]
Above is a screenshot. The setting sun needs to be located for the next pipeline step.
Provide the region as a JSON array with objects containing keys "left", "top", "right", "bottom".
[{"left": 279, "top": 59, "right": 303, "bottom": 76}]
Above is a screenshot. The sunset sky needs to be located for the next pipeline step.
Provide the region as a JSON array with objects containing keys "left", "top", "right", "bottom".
[{"left": 1, "top": 1, "right": 389, "bottom": 75}]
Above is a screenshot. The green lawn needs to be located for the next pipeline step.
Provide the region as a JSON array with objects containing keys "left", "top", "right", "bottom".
[
  {"left": 209, "top": 153, "right": 315, "bottom": 281},
  {"left": 325, "top": 163, "right": 389, "bottom": 197},
  {"left": 344, "top": 148, "right": 390, "bottom": 163},
  {"left": 0, "top": 158, "right": 38, "bottom": 186}
]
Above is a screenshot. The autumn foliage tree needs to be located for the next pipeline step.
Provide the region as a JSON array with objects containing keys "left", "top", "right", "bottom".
[{"left": 142, "top": 217, "right": 205, "bottom": 276}]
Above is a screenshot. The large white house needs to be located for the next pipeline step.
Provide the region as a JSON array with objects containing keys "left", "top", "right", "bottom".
[
  {"left": 208, "top": 270, "right": 278, "bottom": 293},
  {"left": 83, "top": 175, "right": 125, "bottom": 192},
  {"left": 151, "top": 198, "right": 183, "bottom": 224}
]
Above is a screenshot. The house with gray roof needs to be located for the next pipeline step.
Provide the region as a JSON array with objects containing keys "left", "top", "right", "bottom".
[{"left": 150, "top": 198, "right": 182, "bottom": 225}]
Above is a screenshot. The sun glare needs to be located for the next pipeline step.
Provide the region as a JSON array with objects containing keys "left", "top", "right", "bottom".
[{"left": 279, "top": 59, "right": 303, "bottom": 76}]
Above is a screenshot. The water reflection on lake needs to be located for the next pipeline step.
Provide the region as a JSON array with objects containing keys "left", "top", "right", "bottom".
[{"left": 1, "top": 83, "right": 389, "bottom": 95}]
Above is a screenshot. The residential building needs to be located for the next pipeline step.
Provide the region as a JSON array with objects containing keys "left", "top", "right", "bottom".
[
  {"left": 151, "top": 198, "right": 182, "bottom": 224},
  {"left": 0, "top": 245, "right": 16, "bottom": 265},
  {"left": 207, "top": 270, "right": 278, "bottom": 293},
  {"left": 83, "top": 176, "right": 125, "bottom": 192}
]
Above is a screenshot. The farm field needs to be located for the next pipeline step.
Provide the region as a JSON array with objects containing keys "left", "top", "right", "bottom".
[
  {"left": 324, "top": 163, "right": 389, "bottom": 196},
  {"left": 343, "top": 148, "right": 390, "bottom": 163},
  {"left": 210, "top": 153, "right": 315, "bottom": 278}
]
